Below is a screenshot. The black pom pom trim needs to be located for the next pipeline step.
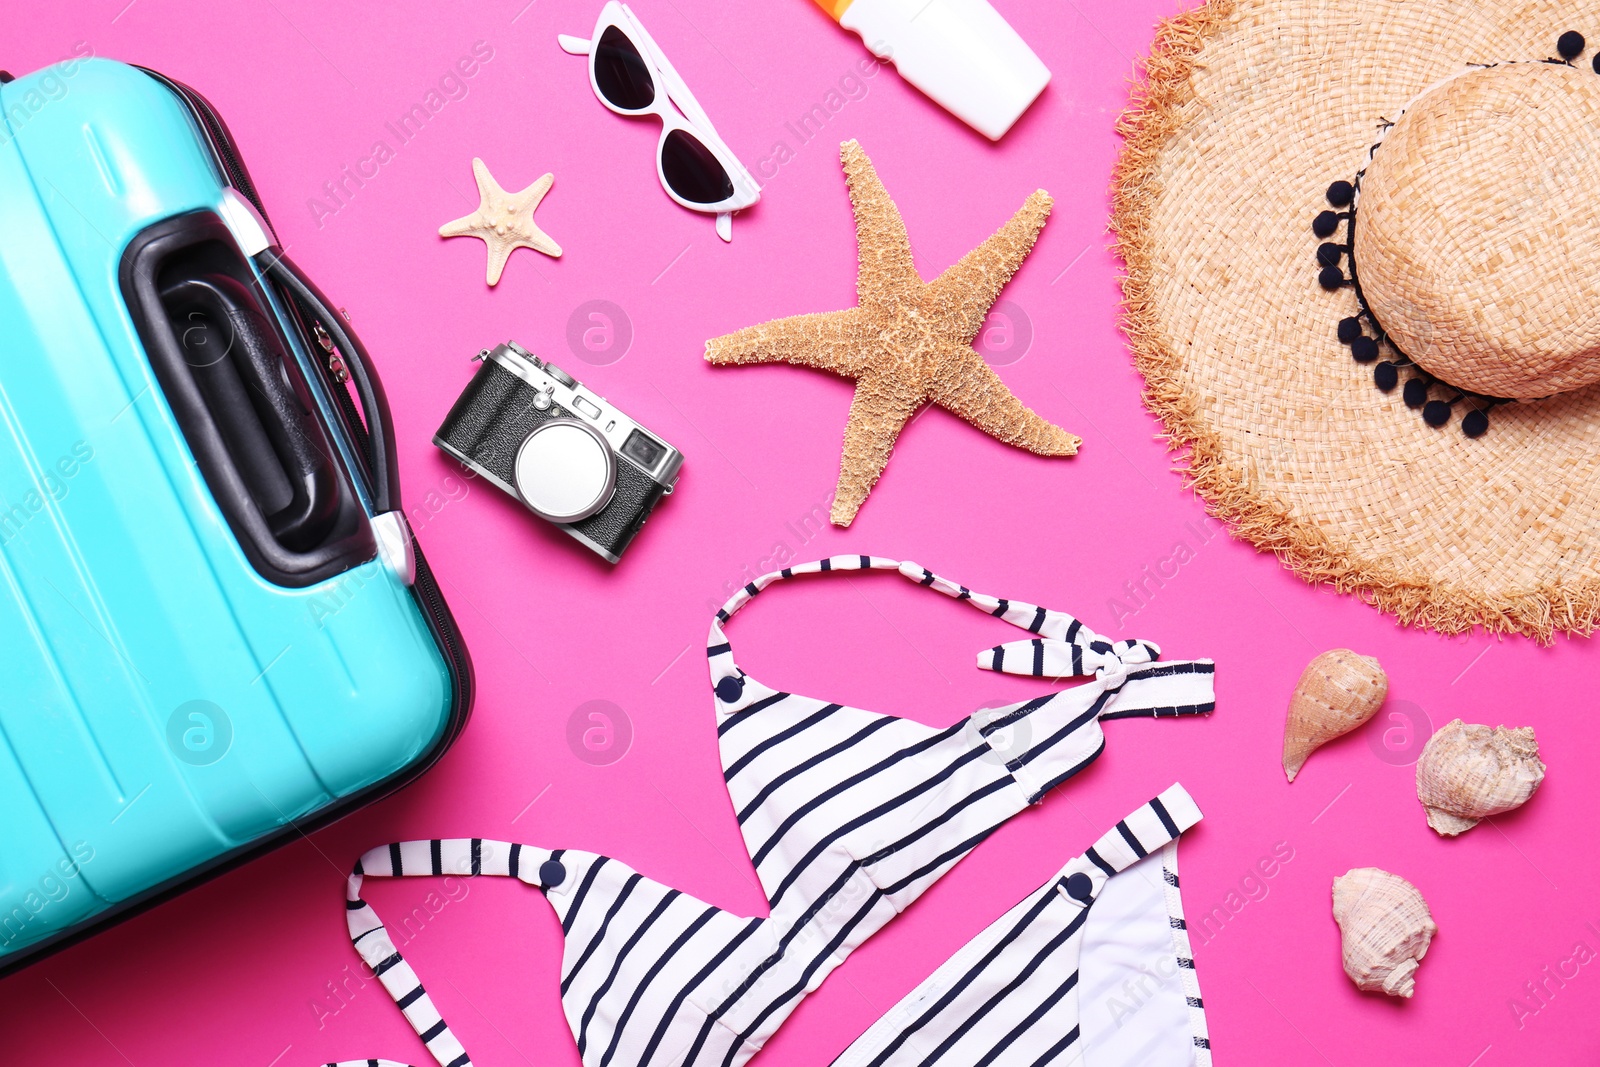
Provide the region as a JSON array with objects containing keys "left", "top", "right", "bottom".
[
  {"left": 1313, "top": 163, "right": 1506, "bottom": 440},
  {"left": 1559, "top": 30, "right": 1586, "bottom": 60}
]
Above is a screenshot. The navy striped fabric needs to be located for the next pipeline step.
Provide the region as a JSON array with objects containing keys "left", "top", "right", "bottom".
[
  {"left": 832, "top": 784, "right": 1211, "bottom": 1067},
  {"left": 326, "top": 558, "right": 1215, "bottom": 1067}
]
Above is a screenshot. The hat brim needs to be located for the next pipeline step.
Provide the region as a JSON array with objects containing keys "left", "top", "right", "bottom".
[{"left": 1113, "top": 0, "right": 1600, "bottom": 642}]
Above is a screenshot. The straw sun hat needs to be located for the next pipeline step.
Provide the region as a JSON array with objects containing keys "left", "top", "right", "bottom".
[{"left": 1114, "top": 0, "right": 1600, "bottom": 641}]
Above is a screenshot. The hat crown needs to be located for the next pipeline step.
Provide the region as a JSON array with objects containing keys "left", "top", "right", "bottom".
[{"left": 1354, "top": 62, "right": 1600, "bottom": 398}]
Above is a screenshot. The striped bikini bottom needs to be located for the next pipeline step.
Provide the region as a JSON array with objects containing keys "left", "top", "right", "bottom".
[
  {"left": 327, "top": 787, "right": 1211, "bottom": 1067},
  {"left": 322, "top": 557, "right": 1217, "bottom": 1067},
  {"left": 832, "top": 785, "right": 1210, "bottom": 1067}
]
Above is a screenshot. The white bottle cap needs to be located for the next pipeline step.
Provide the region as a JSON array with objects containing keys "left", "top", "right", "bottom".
[{"left": 840, "top": 0, "right": 1050, "bottom": 140}]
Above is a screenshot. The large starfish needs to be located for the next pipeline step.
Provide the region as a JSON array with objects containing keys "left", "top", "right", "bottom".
[
  {"left": 439, "top": 157, "right": 561, "bottom": 286},
  {"left": 706, "top": 140, "right": 1079, "bottom": 526}
]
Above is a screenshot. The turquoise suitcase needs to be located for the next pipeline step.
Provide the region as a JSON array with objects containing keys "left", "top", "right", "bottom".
[{"left": 0, "top": 56, "right": 472, "bottom": 972}]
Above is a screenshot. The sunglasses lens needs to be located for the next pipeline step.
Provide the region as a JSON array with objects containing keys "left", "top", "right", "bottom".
[
  {"left": 594, "top": 26, "right": 655, "bottom": 111},
  {"left": 661, "top": 129, "right": 735, "bottom": 205}
]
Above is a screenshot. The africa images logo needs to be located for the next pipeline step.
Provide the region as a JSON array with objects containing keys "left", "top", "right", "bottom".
[
  {"left": 567, "top": 700, "right": 633, "bottom": 766},
  {"left": 566, "top": 300, "right": 633, "bottom": 366},
  {"left": 165, "top": 700, "right": 233, "bottom": 767}
]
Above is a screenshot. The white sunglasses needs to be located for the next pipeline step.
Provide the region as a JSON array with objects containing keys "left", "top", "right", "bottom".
[{"left": 559, "top": 1, "right": 760, "bottom": 242}]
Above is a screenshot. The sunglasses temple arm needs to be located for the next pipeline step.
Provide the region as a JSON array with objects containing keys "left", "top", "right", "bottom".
[{"left": 557, "top": 33, "right": 593, "bottom": 55}]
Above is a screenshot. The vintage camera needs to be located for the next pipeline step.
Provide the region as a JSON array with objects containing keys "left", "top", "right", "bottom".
[{"left": 434, "top": 341, "right": 683, "bottom": 562}]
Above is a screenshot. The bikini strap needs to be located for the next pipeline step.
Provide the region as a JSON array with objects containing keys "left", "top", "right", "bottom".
[
  {"left": 1059, "top": 782, "right": 1209, "bottom": 1059},
  {"left": 1058, "top": 783, "right": 1203, "bottom": 910},
  {"left": 1080, "top": 784, "right": 1202, "bottom": 877},
  {"left": 706, "top": 555, "right": 899, "bottom": 690},
  {"left": 329, "top": 839, "right": 568, "bottom": 1067},
  {"left": 706, "top": 556, "right": 1212, "bottom": 717}
]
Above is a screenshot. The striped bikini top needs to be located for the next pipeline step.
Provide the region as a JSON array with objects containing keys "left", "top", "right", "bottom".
[{"left": 334, "top": 556, "right": 1215, "bottom": 1067}]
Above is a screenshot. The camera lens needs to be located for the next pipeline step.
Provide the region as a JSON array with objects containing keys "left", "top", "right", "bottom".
[{"left": 513, "top": 419, "right": 616, "bottom": 523}]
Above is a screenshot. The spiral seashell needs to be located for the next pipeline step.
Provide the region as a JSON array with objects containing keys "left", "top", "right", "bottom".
[
  {"left": 1282, "top": 649, "right": 1388, "bottom": 781},
  {"left": 1415, "top": 719, "right": 1545, "bottom": 836},
  {"left": 1332, "top": 867, "right": 1437, "bottom": 998}
]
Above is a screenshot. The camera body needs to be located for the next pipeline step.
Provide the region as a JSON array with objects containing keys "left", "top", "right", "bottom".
[{"left": 434, "top": 342, "right": 683, "bottom": 563}]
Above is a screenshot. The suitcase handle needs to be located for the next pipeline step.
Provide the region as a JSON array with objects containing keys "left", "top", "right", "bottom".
[
  {"left": 122, "top": 212, "right": 376, "bottom": 586},
  {"left": 131, "top": 67, "right": 400, "bottom": 519},
  {"left": 159, "top": 272, "right": 342, "bottom": 551},
  {"left": 260, "top": 251, "right": 402, "bottom": 517}
]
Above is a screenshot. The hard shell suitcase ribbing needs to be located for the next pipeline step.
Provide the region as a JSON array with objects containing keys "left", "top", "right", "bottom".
[{"left": 0, "top": 56, "right": 473, "bottom": 973}]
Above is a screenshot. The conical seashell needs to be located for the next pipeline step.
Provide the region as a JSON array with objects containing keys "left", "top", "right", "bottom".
[
  {"left": 1415, "top": 719, "right": 1545, "bottom": 836},
  {"left": 1331, "top": 867, "right": 1437, "bottom": 998},
  {"left": 1283, "top": 649, "right": 1388, "bottom": 781}
]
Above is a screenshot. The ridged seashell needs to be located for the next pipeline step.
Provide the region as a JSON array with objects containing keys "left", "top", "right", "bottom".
[
  {"left": 1415, "top": 720, "right": 1545, "bottom": 836},
  {"left": 1283, "top": 650, "right": 1388, "bottom": 781},
  {"left": 1331, "top": 867, "right": 1437, "bottom": 998}
]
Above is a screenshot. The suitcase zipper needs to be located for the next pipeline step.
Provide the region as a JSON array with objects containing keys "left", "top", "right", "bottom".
[
  {"left": 134, "top": 67, "right": 272, "bottom": 227},
  {"left": 313, "top": 320, "right": 350, "bottom": 383}
]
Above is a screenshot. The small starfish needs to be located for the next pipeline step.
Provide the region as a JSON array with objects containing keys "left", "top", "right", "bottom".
[
  {"left": 439, "top": 157, "right": 562, "bottom": 286},
  {"left": 706, "top": 140, "right": 1079, "bottom": 526}
]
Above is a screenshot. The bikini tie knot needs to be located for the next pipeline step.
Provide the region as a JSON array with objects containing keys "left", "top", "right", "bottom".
[
  {"left": 979, "top": 633, "right": 1161, "bottom": 684},
  {"left": 1082, "top": 637, "right": 1159, "bottom": 686}
]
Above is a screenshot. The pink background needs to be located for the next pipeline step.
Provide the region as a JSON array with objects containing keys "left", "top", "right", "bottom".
[{"left": 5, "top": 1, "right": 1599, "bottom": 1064}]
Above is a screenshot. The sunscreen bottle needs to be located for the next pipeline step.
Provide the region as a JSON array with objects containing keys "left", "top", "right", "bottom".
[{"left": 811, "top": 0, "right": 1049, "bottom": 140}]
